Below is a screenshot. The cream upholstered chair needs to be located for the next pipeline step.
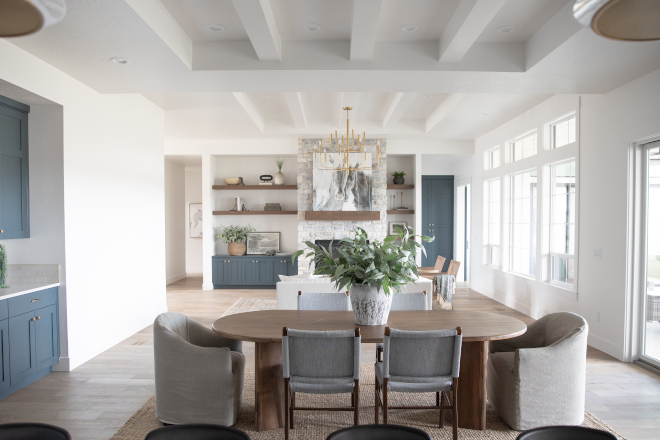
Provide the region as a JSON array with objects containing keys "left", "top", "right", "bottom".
[
  {"left": 487, "top": 312, "right": 588, "bottom": 430},
  {"left": 283, "top": 327, "right": 361, "bottom": 440},
  {"left": 153, "top": 313, "right": 245, "bottom": 425},
  {"left": 375, "top": 327, "right": 462, "bottom": 440}
]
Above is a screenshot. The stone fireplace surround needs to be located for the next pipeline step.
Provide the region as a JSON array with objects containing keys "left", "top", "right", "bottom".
[{"left": 296, "top": 138, "right": 387, "bottom": 274}]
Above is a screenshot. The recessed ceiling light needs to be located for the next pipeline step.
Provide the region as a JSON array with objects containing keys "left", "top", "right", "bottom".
[
  {"left": 479, "top": 113, "right": 488, "bottom": 117},
  {"left": 304, "top": 23, "right": 322, "bottom": 31},
  {"left": 110, "top": 57, "right": 129, "bottom": 64},
  {"left": 207, "top": 24, "right": 226, "bottom": 32},
  {"left": 400, "top": 24, "right": 417, "bottom": 32},
  {"left": 497, "top": 25, "right": 514, "bottom": 33}
]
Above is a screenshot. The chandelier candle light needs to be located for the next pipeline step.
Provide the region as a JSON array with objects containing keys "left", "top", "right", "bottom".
[{"left": 315, "top": 107, "right": 381, "bottom": 174}]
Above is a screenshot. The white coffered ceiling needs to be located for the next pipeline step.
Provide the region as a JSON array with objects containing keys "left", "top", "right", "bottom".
[{"left": 7, "top": 0, "right": 660, "bottom": 140}]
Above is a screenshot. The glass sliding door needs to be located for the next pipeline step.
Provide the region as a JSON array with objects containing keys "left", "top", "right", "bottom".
[{"left": 642, "top": 141, "right": 660, "bottom": 366}]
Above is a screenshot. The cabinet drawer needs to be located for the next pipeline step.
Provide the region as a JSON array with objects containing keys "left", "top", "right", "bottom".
[
  {"left": 8, "top": 287, "right": 57, "bottom": 317},
  {"left": 0, "top": 299, "right": 7, "bottom": 321}
]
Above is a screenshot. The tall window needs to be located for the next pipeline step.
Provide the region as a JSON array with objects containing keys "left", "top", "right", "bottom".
[
  {"left": 483, "top": 178, "right": 501, "bottom": 267},
  {"left": 550, "top": 113, "right": 576, "bottom": 149},
  {"left": 510, "top": 131, "right": 537, "bottom": 162},
  {"left": 484, "top": 146, "right": 501, "bottom": 170},
  {"left": 510, "top": 170, "right": 537, "bottom": 276},
  {"left": 550, "top": 161, "right": 576, "bottom": 285}
]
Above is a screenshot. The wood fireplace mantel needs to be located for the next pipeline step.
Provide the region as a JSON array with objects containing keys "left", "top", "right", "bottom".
[{"left": 304, "top": 211, "right": 380, "bottom": 221}]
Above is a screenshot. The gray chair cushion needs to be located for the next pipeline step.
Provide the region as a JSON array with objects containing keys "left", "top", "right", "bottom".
[
  {"left": 375, "top": 362, "right": 452, "bottom": 393},
  {"left": 390, "top": 291, "right": 427, "bottom": 311},
  {"left": 297, "top": 292, "right": 351, "bottom": 311}
]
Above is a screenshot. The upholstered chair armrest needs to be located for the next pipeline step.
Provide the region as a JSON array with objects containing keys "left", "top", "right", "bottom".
[
  {"left": 489, "top": 316, "right": 547, "bottom": 354},
  {"left": 186, "top": 317, "right": 243, "bottom": 353}
]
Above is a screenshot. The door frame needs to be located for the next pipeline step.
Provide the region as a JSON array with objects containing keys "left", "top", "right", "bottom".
[{"left": 456, "top": 178, "right": 471, "bottom": 284}]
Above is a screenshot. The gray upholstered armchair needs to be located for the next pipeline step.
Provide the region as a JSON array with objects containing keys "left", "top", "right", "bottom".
[
  {"left": 153, "top": 313, "right": 245, "bottom": 425},
  {"left": 487, "top": 312, "right": 588, "bottom": 430}
]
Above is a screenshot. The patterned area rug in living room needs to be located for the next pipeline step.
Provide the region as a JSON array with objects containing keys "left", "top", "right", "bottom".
[{"left": 110, "top": 297, "right": 626, "bottom": 440}]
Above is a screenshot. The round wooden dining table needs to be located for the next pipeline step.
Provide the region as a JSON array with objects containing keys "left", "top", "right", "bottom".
[{"left": 212, "top": 310, "right": 526, "bottom": 432}]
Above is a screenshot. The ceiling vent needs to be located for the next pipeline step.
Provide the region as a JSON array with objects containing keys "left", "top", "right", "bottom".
[{"left": 574, "top": 0, "right": 660, "bottom": 41}]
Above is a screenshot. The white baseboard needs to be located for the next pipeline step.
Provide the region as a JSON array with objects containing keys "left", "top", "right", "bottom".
[
  {"left": 588, "top": 333, "right": 624, "bottom": 361},
  {"left": 166, "top": 272, "right": 186, "bottom": 285},
  {"left": 202, "top": 282, "right": 214, "bottom": 291},
  {"left": 63, "top": 305, "right": 168, "bottom": 371}
]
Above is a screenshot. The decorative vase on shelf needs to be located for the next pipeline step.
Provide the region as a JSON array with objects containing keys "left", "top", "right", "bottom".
[
  {"left": 349, "top": 284, "right": 393, "bottom": 325},
  {"left": 227, "top": 241, "right": 246, "bottom": 256},
  {"left": 393, "top": 176, "right": 405, "bottom": 185},
  {"left": 274, "top": 171, "right": 285, "bottom": 185}
]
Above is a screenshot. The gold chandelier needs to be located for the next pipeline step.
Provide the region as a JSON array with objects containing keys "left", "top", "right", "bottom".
[{"left": 315, "top": 107, "right": 381, "bottom": 174}]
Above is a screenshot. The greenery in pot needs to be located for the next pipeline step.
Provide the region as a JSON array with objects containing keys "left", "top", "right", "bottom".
[
  {"left": 275, "top": 157, "right": 284, "bottom": 171},
  {"left": 392, "top": 171, "right": 406, "bottom": 178},
  {"left": 0, "top": 244, "right": 8, "bottom": 288},
  {"left": 292, "top": 226, "right": 433, "bottom": 295},
  {"left": 216, "top": 225, "right": 255, "bottom": 243}
]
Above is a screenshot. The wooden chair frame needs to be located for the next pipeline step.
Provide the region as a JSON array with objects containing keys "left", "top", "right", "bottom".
[
  {"left": 374, "top": 327, "right": 461, "bottom": 440},
  {"left": 283, "top": 327, "right": 361, "bottom": 440}
]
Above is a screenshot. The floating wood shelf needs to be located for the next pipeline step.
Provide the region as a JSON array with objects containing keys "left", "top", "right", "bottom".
[
  {"left": 387, "top": 184, "right": 414, "bottom": 189},
  {"left": 305, "top": 211, "right": 380, "bottom": 221},
  {"left": 213, "top": 211, "right": 298, "bottom": 216},
  {"left": 387, "top": 210, "right": 415, "bottom": 215},
  {"left": 212, "top": 185, "right": 297, "bottom": 190}
]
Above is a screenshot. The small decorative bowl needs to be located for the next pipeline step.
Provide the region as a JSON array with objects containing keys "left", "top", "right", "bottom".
[{"left": 224, "top": 178, "right": 241, "bottom": 185}]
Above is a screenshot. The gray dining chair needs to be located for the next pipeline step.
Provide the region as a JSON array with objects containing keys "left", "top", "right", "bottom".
[
  {"left": 376, "top": 291, "right": 428, "bottom": 362},
  {"left": 153, "top": 313, "right": 245, "bottom": 426},
  {"left": 282, "top": 327, "right": 361, "bottom": 440},
  {"left": 297, "top": 290, "right": 351, "bottom": 311},
  {"left": 375, "top": 327, "right": 462, "bottom": 440}
]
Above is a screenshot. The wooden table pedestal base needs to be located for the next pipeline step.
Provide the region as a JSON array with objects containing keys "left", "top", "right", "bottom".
[
  {"left": 255, "top": 342, "right": 284, "bottom": 431},
  {"left": 456, "top": 340, "right": 488, "bottom": 430}
]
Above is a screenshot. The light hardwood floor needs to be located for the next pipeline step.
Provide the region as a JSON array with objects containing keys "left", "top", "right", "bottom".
[{"left": 0, "top": 276, "right": 658, "bottom": 440}]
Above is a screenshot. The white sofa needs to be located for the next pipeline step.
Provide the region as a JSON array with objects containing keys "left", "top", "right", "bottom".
[{"left": 276, "top": 278, "right": 434, "bottom": 310}]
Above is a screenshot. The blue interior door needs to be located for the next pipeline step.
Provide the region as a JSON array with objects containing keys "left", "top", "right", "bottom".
[{"left": 421, "top": 176, "right": 454, "bottom": 271}]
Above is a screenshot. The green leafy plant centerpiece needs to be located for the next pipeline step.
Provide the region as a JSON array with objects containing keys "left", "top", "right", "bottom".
[
  {"left": 292, "top": 226, "right": 433, "bottom": 325},
  {"left": 0, "top": 244, "right": 9, "bottom": 288},
  {"left": 216, "top": 225, "right": 255, "bottom": 256}
]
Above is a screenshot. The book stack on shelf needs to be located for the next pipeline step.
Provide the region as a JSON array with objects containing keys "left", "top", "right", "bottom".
[{"left": 264, "top": 203, "right": 281, "bottom": 211}]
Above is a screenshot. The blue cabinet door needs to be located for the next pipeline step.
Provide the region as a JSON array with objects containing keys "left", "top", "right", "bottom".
[
  {"left": 421, "top": 176, "right": 454, "bottom": 270},
  {"left": 214, "top": 258, "right": 241, "bottom": 285},
  {"left": 0, "top": 319, "right": 9, "bottom": 391},
  {"left": 272, "top": 259, "right": 289, "bottom": 283},
  {"left": 0, "top": 99, "right": 30, "bottom": 239},
  {"left": 35, "top": 304, "right": 59, "bottom": 371},
  {"left": 8, "top": 311, "right": 36, "bottom": 384},
  {"left": 242, "top": 259, "right": 273, "bottom": 285}
]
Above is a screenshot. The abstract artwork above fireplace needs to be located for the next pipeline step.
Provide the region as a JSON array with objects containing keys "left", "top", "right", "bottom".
[{"left": 313, "top": 153, "right": 372, "bottom": 211}]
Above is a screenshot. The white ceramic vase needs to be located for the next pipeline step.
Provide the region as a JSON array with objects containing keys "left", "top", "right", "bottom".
[
  {"left": 274, "top": 171, "right": 285, "bottom": 185},
  {"left": 349, "top": 284, "right": 393, "bottom": 325}
]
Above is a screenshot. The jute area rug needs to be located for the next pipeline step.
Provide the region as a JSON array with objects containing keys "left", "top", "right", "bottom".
[{"left": 110, "top": 298, "right": 625, "bottom": 440}]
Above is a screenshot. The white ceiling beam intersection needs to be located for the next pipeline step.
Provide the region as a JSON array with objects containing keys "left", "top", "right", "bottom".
[
  {"left": 232, "top": 93, "right": 265, "bottom": 132},
  {"left": 284, "top": 92, "right": 307, "bottom": 129},
  {"left": 383, "top": 92, "right": 417, "bottom": 128},
  {"left": 439, "top": 0, "right": 506, "bottom": 63},
  {"left": 231, "top": 0, "right": 281, "bottom": 61},
  {"left": 425, "top": 93, "right": 466, "bottom": 133},
  {"left": 350, "top": 0, "right": 384, "bottom": 61}
]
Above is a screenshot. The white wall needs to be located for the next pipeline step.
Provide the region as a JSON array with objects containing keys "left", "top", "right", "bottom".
[
  {"left": 0, "top": 40, "right": 167, "bottom": 370},
  {"left": 164, "top": 160, "right": 185, "bottom": 284},
  {"left": 185, "top": 167, "right": 203, "bottom": 274},
  {"left": 214, "top": 155, "right": 298, "bottom": 255},
  {"left": 466, "top": 68, "right": 660, "bottom": 361},
  {"left": 421, "top": 161, "right": 455, "bottom": 176}
]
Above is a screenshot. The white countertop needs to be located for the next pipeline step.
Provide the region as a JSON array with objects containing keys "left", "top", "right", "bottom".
[{"left": 0, "top": 282, "right": 60, "bottom": 301}]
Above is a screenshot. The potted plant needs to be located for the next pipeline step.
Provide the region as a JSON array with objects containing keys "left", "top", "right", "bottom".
[
  {"left": 216, "top": 225, "right": 255, "bottom": 256},
  {"left": 0, "top": 244, "right": 8, "bottom": 288},
  {"left": 274, "top": 157, "right": 285, "bottom": 185},
  {"left": 392, "top": 171, "right": 406, "bottom": 185},
  {"left": 292, "top": 226, "right": 433, "bottom": 325}
]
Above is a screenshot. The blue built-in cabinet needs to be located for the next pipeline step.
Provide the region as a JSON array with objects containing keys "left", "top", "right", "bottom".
[
  {"left": 213, "top": 255, "right": 298, "bottom": 289},
  {"left": 0, "top": 287, "right": 59, "bottom": 399},
  {"left": 0, "top": 95, "right": 30, "bottom": 239}
]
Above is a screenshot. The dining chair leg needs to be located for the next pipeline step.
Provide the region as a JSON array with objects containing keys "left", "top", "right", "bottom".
[
  {"left": 290, "top": 392, "right": 295, "bottom": 429},
  {"left": 439, "top": 391, "right": 444, "bottom": 428},
  {"left": 351, "top": 392, "right": 354, "bottom": 407},
  {"left": 354, "top": 380, "right": 360, "bottom": 426},
  {"left": 374, "top": 380, "right": 379, "bottom": 424},
  {"left": 452, "top": 379, "right": 458, "bottom": 440},
  {"left": 284, "top": 378, "right": 290, "bottom": 440},
  {"left": 383, "top": 379, "right": 388, "bottom": 425}
]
